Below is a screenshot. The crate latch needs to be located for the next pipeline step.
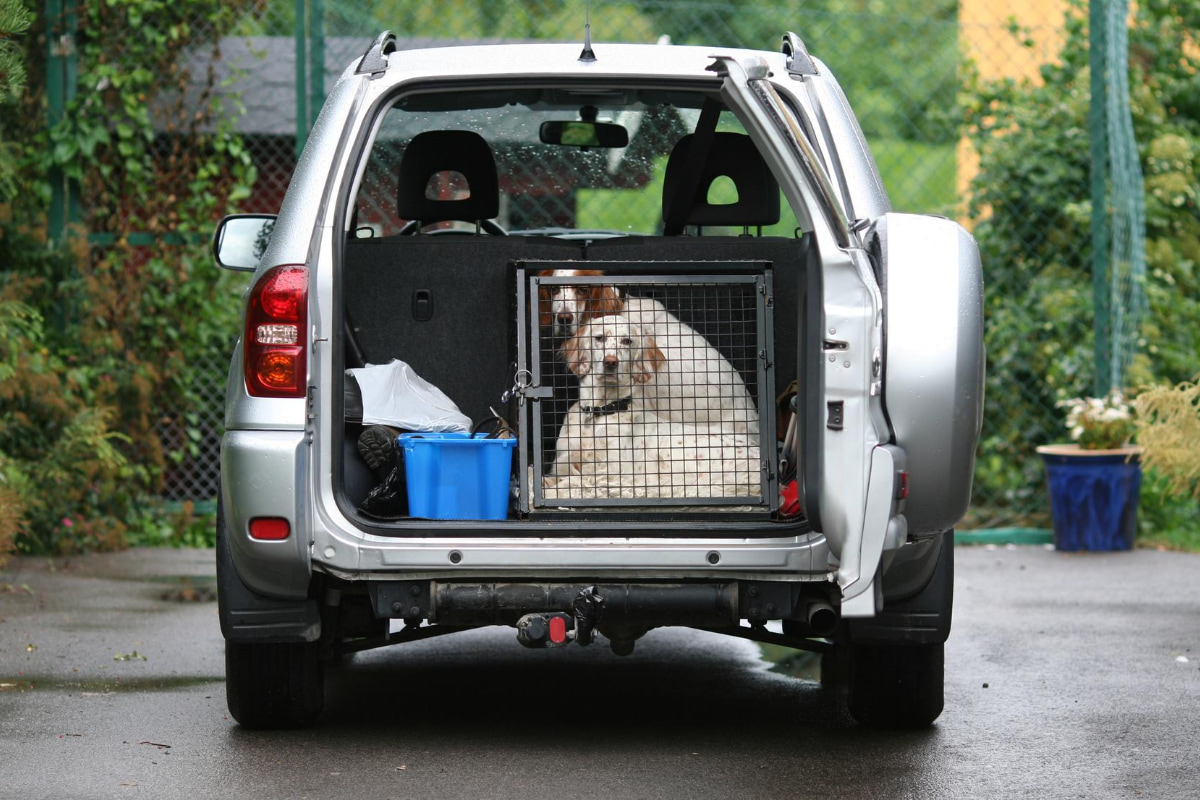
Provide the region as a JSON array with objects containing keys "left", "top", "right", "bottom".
[{"left": 502, "top": 370, "right": 553, "bottom": 406}]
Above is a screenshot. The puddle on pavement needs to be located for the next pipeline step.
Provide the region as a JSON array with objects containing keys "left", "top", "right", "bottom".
[
  {"left": 757, "top": 644, "right": 823, "bottom": 682},
  {"left": 0, "top": 675, "right": 222, "bottom": 694},
  {"left": 160, "top": 577, "right": 216, "bottom": 603},
  {"left": 102, "top": 573, "right": 216, "bottom": 586},
  {"left": 100, "top": 574, "right": 217, "bottom": 602},
  {"left": 62, "top": 571, "right": 218, "bottom": 602}
]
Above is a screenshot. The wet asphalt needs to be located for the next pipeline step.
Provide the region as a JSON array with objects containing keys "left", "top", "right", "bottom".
[{"left": 1, "top": 545, "right": 1198, "bottom": 800}]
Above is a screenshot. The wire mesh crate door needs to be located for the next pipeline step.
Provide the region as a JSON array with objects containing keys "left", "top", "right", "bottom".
[{"left": 525, "top": 270, "right": 776, "bottom": 510}]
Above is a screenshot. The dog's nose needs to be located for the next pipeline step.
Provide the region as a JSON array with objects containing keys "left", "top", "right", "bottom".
[
  {"left": 603, "top": 354, "right": 618, "bottom": 371},
  {"left": 556, "top": 313, "right": 574, "bottom": 328}
]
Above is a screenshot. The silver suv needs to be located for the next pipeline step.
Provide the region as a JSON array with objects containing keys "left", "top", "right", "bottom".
[{"left": 213, "top": 30, "right": 984, "bottom": 729}]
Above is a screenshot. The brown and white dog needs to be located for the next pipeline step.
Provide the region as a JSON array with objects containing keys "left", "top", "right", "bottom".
[
  {"left": 538, "top": 268, "right": 759, "bottom": 434},
  {"left": 538, "top": 268, "right": 624, "bottom": 338},
  {"left": 544, "top": 314, "right": 760, "bottom": 500}
]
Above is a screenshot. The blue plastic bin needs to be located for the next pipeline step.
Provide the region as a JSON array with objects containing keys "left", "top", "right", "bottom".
[{"left": 399, "top": 432, "right": 517, "bottom": 520}]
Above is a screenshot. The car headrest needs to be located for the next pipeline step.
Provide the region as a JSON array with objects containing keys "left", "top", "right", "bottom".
[
  {"left": 397, "top": 130, "right": 500, "bottom": 222},
  {"left": 662, "top": 132, "right": 781, "bottom": 229}
]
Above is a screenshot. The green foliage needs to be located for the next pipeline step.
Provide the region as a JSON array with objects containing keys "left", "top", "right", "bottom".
[
  {"left": 0, "top": 297, "right": 33, "bottom": 563},
  {"left": 0, "top": 0, "right": 257, "bottom": 554},
  {"left": 0, "top": 0, "right": 31, "bottom": 204},
  {"left": 0, "top": 295, "right": 132, "bottom": 554},
  {"left": 786, "top": 0, "right": 960, "bottom": 145},
  {"left": 1135, "top": 377, "right": 1200, "bottom": 501},
  {"left": 124, "top": 501, "right": 217, "bottom": 549},
  {"left": 869, "top": 139, "right": 957, "bottom": 215},
  {"left": 40, "top": 0, "right": 258, "bottom": 232},
  {"left": 1137, "top": 467, "right": 1200, "bottom": 552},
  {"left": 0, "top": 0, "right": 29, "bottom": 104},
  {"left": 248, "top": 0, "right": 959, "bottom": 147},
  {"left": 963, "top": 0, "right": 1200, "bottom": 530}
]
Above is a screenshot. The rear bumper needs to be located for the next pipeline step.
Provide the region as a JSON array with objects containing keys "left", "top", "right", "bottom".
[
  {"left": 223, "top": 428, "right": 837, "bottom": 603},
  {"left": 311, "top": 531, "right": 833, "bottom": 584}
]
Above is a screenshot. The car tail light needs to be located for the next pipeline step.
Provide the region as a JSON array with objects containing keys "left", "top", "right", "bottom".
[
  {"left": 249, "top": 517, "right": 290, "bottom": 540},
  {"left": 244, "top": 265, "right": 308, "bottom": 398}
]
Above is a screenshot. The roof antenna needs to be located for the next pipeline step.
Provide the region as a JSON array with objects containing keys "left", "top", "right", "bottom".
[{"left": 578, "top": 0, "right": 596, "bottom": 62}]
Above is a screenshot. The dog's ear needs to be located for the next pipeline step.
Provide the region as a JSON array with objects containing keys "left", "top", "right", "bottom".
[
  {"left": 561, "top": 331, "right": 590, "bottom": 377},
  {"left": 634, "top": 332, "right": 665, "bottom": 384},
  {"left": 537, "top": 271, "right": 554, "bottom": 328},
  {"left": 586, "top": 284, "right": 623, "bottom": 318}
]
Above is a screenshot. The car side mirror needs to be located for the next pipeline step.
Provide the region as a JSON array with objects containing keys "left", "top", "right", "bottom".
[{"left": 213, "top": 214, "right": 277, "bottom": 272}]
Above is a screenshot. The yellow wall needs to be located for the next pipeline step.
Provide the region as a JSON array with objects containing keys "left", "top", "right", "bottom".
[{"left": 958, "top": 0, "right": 1068, "bottom": 208}]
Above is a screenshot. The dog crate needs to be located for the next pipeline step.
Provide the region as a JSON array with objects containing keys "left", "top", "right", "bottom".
[{"left": 514, "top": 261, "right": 778, "bottom": 515}]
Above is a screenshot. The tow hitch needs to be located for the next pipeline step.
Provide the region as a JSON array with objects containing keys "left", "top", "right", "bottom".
[
  {"left": 516, "top": 612, "right": 574, "bottom": 648},
  {"left": 515, "top": 586, "right": 605, "bottom": 649},
  {"left": 364, "top": 580, "right": 840, "bottom": 657}
]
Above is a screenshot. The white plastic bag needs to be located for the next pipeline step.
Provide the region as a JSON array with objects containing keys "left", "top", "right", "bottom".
[{"left": 347, "top": 359, "right": 471, "bottom": 432}]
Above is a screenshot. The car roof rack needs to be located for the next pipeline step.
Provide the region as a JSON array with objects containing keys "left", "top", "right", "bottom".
[
  {"left": 781, "top": 31, "right": 818, "bottom": 75},
  {"left": 357, "top": 31, "right": 397, "bottom": 75}
]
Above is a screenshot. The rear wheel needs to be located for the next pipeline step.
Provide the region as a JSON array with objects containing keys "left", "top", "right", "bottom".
[
  {"left": 846, "top": 642, "right": 944, "bottom": 728},
  {"left": 226, "top": 640, "right": 324, "bottom": 729},
  {"left": 218, "top": 499, "right": 325, "bottom": 729}
]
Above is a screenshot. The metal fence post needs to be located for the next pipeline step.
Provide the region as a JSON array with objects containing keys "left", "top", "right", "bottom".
[
  {"left": 45, "top": 0, "right": 79, "bottom": 243},
  {"left": 309, "top": 0, "right": 325, "bottom": 125},
  {"left": 1089, "top": 0, "right": 1112, "bottom": 397},
  {"left": 294, "top": 0, "right": 308, "bottom": 158}
]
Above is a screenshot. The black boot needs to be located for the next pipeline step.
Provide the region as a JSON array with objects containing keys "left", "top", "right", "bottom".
[
  {"left": 356, "top": 426, "right": 406, "bottom": 519},
  {"left": 357, "top": 425, "right": 399, "bottom": 482}
]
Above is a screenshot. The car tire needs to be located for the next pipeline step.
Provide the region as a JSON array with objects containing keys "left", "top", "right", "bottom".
[
  {"left": 846, "top": 642, "right": 944, "bottom": 728},
  {"left": 819, "top": 648, "right": 850, "bottom": 688},
  {"left": 226, "top": 640, "right": 325, "bottom": 729},
  {"left": 217, "top": 498, "right": 324, "bottom": 728}
]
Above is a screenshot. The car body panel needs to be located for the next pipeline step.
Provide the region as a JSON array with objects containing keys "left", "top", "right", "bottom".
[
  {"left": 873, "top": 213, "right": 985, "bottom": 534},
  {"left": 221, "top": 429, "right": 312, "bottom": 598},
  {"left": 218, "top": 38, "right": 983, "bottom": 622}
]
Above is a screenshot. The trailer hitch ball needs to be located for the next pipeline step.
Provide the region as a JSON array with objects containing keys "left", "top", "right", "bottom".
[{"left": 609, "top": 638, "right": 636, "bottom": 657}]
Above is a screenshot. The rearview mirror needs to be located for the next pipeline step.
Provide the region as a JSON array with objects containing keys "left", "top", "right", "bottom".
[
  {"left": 539, "top": 120, "right": 629, "bottom": 148},
  {"left": 213, "top": 214, "right": 276, "bottom": 272}
]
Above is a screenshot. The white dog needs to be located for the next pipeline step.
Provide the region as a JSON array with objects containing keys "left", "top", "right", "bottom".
[
  {"left": 544, "top": 314, "right": 761, "bottom": 501},
  {"left": 538, "top": 269, "right": 759, "bottom": 435}
]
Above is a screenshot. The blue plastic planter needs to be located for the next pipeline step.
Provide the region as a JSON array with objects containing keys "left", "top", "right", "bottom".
[
  {"left": 1036, "top": 445, "right": 1142, "bottom": 552},
  {"left": 399, "top": 432, "right": 517, "bottom": 520}
]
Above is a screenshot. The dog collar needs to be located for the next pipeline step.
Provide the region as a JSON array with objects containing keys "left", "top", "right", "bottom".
[{"left": 583, "top": 397, "right": 633, "bottom": 418}]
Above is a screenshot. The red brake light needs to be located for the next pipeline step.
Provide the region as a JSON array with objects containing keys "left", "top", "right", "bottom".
[
  {"left": 244, "top": 265, "right": 308, "bottom": 398},
  {"left": 249, "top": 517, "right": 290, "bottom": 540}
]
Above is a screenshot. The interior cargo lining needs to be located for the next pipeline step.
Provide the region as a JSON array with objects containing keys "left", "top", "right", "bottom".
[
  {"left": 338, "top": 233, "right": 808, "bottom": 527},
  {"left": 343, "top": 236, "right": 580, "bottom": 423}
]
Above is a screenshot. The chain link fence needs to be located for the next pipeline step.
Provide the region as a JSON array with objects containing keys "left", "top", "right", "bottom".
[
  {"left": 124, "top": 0, "right": 1133, "bottom": 529},
  {"left": 158, "top": 352, "right": 228, "bottom": 504}
]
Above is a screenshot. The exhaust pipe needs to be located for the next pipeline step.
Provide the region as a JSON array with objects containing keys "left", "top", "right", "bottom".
[{"left": 806, "top": 600, "right": 839, "bottom": 637}]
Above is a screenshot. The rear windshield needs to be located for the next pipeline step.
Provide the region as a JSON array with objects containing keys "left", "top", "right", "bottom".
[{"left": 351, "top": 86, "right": 801, "bottom": 237}]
